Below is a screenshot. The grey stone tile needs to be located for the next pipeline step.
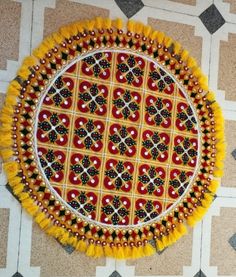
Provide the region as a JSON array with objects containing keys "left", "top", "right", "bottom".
[
  {"left": 228, "top": 233, "right": 236, "bottom": 251},
  {"left": 114, "top": 0, "right": 144, "bottom": 18},
  {"left": 109, "top": 270, "right": 122, "bottom": 277},
  {"left": 193, "top": 269, "right": 207, "bottom": 277},
  {"left": 231, "top": 149, "right": 236, "bottom": 160},
  {"left": 12, "top": 273, "right": 23, "bottom": 277},
  {"left": 56, "top": 240, "right": 75, "bottom": 254},
  {"left": 199, "top": 4, "right": 225, "bottom": 34}
]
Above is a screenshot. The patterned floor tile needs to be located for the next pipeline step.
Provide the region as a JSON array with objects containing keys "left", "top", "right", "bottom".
[
  {"left": 43, "top": 0, "right": 109, "bottom": 38},
  {"left": 224, "top": 0, "right": 236, "bottom": 14},
  {"left": 210, "top": 207, "right": 236, "bottom": 275},
  {"left": 218, "top": 33, "right": 236, "bottom": 101},
  {"left": 221, "top": 120, "right": 236, "bottom": 187},
  {"left": 0, "top": 209, "right": 9, "bottom": 268},
  {"left": 0, "top": 0, "right": 21, "bottom": 70}
]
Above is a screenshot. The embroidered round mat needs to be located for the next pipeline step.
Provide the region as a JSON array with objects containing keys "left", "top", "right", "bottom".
[{"left": 0, "top": 18, "right": 225, "bottom": 259}]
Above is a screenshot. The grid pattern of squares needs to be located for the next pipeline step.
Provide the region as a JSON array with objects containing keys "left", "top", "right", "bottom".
[{"left": 36, "top": 50, "right": 199, "bottom": 226}]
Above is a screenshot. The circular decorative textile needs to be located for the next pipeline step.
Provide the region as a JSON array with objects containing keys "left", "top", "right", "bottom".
[{"left": 0, "top": 18, "right": 225, "bottom": 259}]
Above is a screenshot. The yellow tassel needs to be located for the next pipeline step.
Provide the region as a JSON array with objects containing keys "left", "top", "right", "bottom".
[
  {"left": 103, "top": 244, "right": 113, "bottom": 257},
  {"left": 206, "top": 91, "right": 215, "bottom": 101},
  {"left": 156, "top": 31, "right": 165, "bottom": 44},
  {"left": 192, "top": 67, "right": 202, "bottom": 78},
  {"left": 143, "top": 243, "right": 155, "bottom": 256},
  {"left": 42, "top": 37, "right": 55, "bottom": 51},
  {"left": 177, "top": 223, "right": 187, "bottom": 236},
  {"left": 22, "top": 56, "right": 37, "bottom": 67},
  {"left": 35, "top": 212, "right": 46, "bottom": 224},
  {"left": 59, "top": 231, "right": 70, "bottom": 245},
  {"left": 198, "top": 75, "right": 208, "bottom": 91},
  {"left": 85, "top": 19, "right": 95, "bottom": 31},
  {"left": 131, "top": 246, "right": 140, "bottom": 259},
  {"left": 45, "top": 225, "right": 57, "bottom": 236},
  {"left": 202, "top": 193, "right": 213, "bottom": 206},
  {"left": 67, "top": 236, "right": 78, "bottom": 248},
  {"left": 123, "top": 246, "right": 132, "bottom": 258},
  {"left": 150, "top": 30, "right": 158, "bottom": 41},
  {"left": 164, "top": 36, "right": 173, "bottom": 48},
  {"left": 7, "top": 80, "right": 21, "bottom": 92},
  {"left": 181, "top": 49, "right": 189, "bottom": 61},
  {"left": 33, "top": 45, "right": 49, "bottom": 59},
  {"left": 12, "top": 183, "right": 24, "bottom": 195},
  {"left": 39, "top": 218, "right": 51, "bottom": 230},
  {"left": 213, "top": 169, "right": 224, "bottom": 177},
  {"left": 127, "top": 20, "right": 135, "bottom": 33},
  {"left": 208, "top": 180, "right": 220, "bottom": 193},
  {"left": 143, "top": 25, "right": 152, "bottom": 37},
  {"left": 173, "top": 41, "right": 181, "bottom": 54},
  {"left": 187, "top": 57, "right": 197, "bottom": 68},
  {"left": 8, "top": 177, "right": 22, "bottom": 188},
  {"left": 162, "top": 234, "right": 169, "bottom": 247},
  {"left": 113, "top": 246, "right": 125, "bottom": 259},
  {"left": 134, "top": 22, "right": 144, "bottom": 34},
  {"left": 59, "top": 26, "right": 71, "bottom": 39},
  {"left": 156, "top": 239, "right": 165, "bottom": 251},
  {"left": 23, "top": 202, "right": 39, "bottom": 216},
  {"left": 94, "top": 244, "right": 104, "bottom": 258},
  {"left": 76, "top": 239, "right": 87, "bottom": 252},
  {"left": 186, "top": 216, "right": 196, "bottom": 227},
  {"left": 86, "top": 243, "right": 95, "bottom": 257},
  {"left": 5, "top": 94, "right": 18, "bottom": 106},
  {"left": 18, "top": 192, "right": 29, "bottom": 201},
  {"left": 95, "top": 17, "right": 103, "bottom": 30},
  {"left": 103, "top": 18, "right": 111, "bottom": 29},
  {"left": 112, "top": 18, "right": 123, "bottom": 30},
  {"left": 0, "top": 113, "right": 13, "bottom": 123},
  {"left": 52, "top": 32, "right": 64, "bottom": 44},
  {"left": 3, "top": 161, "right": 19, "bottom": 178},
  {"left": 0, "top": 149, "right": 14, "bottom": 161},
  {"left": 75, "top": 22, "right": 84, "bottom": 33}
]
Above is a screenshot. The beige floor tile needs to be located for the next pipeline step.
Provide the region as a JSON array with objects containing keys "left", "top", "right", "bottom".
[
  {"left": 127, "top": 230, "right": 193, "bottom": 276},
  {"left": 210, "top": 207, "right": 236, "bottom": 275},
  {"left": 0, "top": 209, "right": 10, "bottom": 268},
  {"left": 0, "top": 0, "right": 21, "bottom": 70},
  {"left": 169, "top": 0, "right": 196, "bottom": 5},
  {"left": 218, "top": 33, "right": 236, "bottom": 101},
  {"left": 30, "top": 222, "right": 106, "bottom": 277},
  {"left": 221, "top": 120, "right": 236, "bottom": 187},
  {"left": 43, "top": 0, "right": 109, "bottom": 38},
  {"left": 148, "top": 18, "right": 202, "bottom": 65},
  {"left": 223, "top": 0, "right": 236, "bottom": 14}
]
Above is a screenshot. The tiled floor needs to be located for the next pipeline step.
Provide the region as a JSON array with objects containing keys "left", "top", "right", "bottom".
[{"left": 0, "top": 0, "right": 236, "bottom": 277}]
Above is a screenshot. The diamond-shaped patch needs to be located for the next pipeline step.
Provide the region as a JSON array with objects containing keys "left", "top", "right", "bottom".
[
  {"left": 109, "top": 270, "right": 122, "bottom": 277},
  {"left": 199, "top": 4, "right": 225, "bottom": 34},
  {"left": 114, "top": 0, "right": 144, "bottom": 18},
  {"left": 229, "top": 233, "right": 236, "bottom": 251}
]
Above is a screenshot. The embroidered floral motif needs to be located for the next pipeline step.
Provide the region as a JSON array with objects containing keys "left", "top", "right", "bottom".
[
  {"left": 79, "top": 83, "right": 107, "bottom": 113},
  {"left": 101, "top": 195, "right": 130, "bottom": 225},
  {"left": 74, "top": 119, "right": 103, "bottom": 150},
  {"left": 70, "top": 155, "right": 99, "bottom": 185},
  {"left": 113, "top": 89, "right": 140, "bottom": 120},
  {"left": 68, "top": 191, "right": 96, "bottom": 216}
]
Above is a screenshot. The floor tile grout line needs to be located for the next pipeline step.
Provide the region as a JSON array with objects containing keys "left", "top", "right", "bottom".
[
  {"left": 200, "top": 220, "right": 203, "bottom": 272},
  {"left": 30, "top": 0, "right": 35, "bottom": 55},
  {"left": 143, "top": 4, "right": 200, "bottom": 18},
  {"left": 16, "top": 208, "right": 23, "bottom": 273}
]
